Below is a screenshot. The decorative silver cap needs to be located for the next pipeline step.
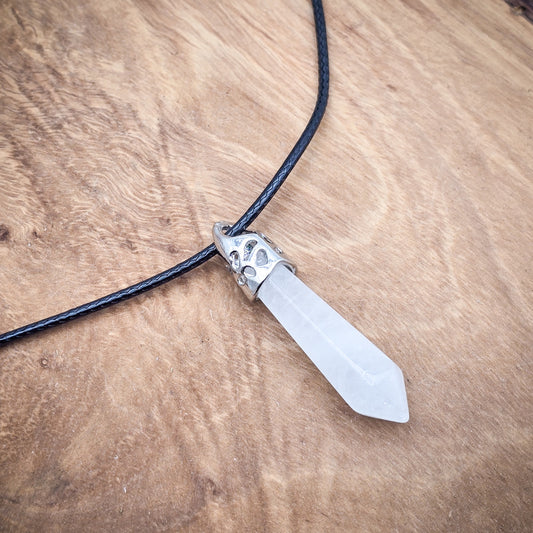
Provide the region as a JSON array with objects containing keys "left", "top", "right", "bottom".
[{"left": 213, "top": 221, "right": 296, "bottom": 300}]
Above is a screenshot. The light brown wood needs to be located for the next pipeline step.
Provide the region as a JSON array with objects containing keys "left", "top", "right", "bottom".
[{"left": 0, "top": 0, "right": 532, "bottom": 531}]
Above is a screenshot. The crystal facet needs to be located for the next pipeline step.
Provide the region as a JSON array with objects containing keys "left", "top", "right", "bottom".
[{"left": 257, "top": 264, "right": 409, "bottom": 423}]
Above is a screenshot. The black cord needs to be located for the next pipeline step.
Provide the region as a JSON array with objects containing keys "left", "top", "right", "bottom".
[{"left": 0, "top": 0, "right": 329, "bottom": 346}]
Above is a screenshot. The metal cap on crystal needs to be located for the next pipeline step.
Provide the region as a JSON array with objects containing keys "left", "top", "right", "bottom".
[{"left": 213, "top": 221, "right": 296, "bottom": 300}]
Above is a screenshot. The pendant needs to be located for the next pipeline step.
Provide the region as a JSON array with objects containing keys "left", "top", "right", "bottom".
[{"left": 213, "top": 222, "right": 409, "bottom": 423}]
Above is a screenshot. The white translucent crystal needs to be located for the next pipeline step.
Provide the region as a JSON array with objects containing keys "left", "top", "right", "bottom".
[{"left": 257, "top": 265, "right": 409, "bottom": 423}]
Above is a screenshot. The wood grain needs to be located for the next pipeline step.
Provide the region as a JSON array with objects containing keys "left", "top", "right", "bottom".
[{"left": 0, "top": 0, "right": 532, "bottom": 531}]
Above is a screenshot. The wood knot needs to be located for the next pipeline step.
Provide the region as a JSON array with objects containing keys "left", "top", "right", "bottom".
[
  {"left": 0, "top": 224, "right": 10, "bottom": 241},
  {"left": 202, "top": 477, "right": 222, "bottom": 498}
]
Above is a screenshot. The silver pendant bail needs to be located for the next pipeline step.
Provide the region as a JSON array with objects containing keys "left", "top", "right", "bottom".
[{"left": 212, "top": 221, "right": 296, "bottom": 300}]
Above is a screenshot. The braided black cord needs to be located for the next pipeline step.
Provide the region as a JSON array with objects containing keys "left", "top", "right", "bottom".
[{"left": 0, "top": 0, "right": 329, "bottom": 346}]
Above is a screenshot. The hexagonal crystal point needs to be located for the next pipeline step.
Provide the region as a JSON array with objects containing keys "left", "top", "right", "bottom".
[{"left": 258, "top": 265, "right": 409, "bottom": 423}]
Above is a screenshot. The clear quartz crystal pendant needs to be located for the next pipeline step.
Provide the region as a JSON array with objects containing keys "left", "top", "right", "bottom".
[{"left": 213, "top": 222, "right": 409, "bottom": 423}]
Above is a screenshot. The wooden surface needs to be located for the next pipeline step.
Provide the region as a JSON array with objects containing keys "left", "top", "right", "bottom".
[{"left": 0, "top": 0, "right": 532, "bottom": 531}]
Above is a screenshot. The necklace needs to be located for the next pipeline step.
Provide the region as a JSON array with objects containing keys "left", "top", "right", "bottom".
[{"left": 0, "top": 0, "right": 409, "bottom": 422}]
